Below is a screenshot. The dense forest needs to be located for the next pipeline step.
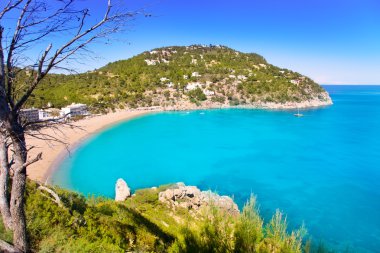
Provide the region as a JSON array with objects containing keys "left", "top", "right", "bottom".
[{"left": 22, "top": 45, "right": 330, "bottom": 112}]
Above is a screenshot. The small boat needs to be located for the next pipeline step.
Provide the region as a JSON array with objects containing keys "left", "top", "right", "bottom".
[{"left": 294, "top": 108, "right": 303, "bottom": 117}]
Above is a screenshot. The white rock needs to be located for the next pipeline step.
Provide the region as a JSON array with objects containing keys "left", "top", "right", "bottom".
[{"left": 115, "top": 178, "right": 131, "bottom": 201}]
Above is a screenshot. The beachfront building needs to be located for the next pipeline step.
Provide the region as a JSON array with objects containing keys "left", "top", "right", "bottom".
[
  {"left": 38, "top": 108, "right": 61, "bottom": 120},
  {"left": 20, "top": 108, "right": 39, "bottom": 122},
  {"left": 61, "top": 103, "right": 88, "bottom": 117},
  {"left": 39, "top": 110, "right": 51, "bottom": 120}
]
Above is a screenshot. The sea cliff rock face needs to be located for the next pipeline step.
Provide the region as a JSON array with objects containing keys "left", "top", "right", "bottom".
[
  {"left": 158, "top": 183, "right": 239, "bottom": 216},
  {"left": 115, "top": 178, "right": 131, "bottom": 201}
]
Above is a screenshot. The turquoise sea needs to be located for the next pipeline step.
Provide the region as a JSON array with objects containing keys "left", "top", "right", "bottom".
[{"left": 53, "top": 85, "right": 380, "bottom": 252}]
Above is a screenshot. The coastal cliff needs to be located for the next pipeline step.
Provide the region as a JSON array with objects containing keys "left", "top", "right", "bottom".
[{"left": 28, "top": 45, "right": 332, "bottom": 111}]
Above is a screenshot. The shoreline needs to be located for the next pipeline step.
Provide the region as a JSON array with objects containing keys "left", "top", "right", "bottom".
[
  {"left": 27, "top": 99, "right": 332, "bottom": 184},
  {"left": 26, "top": 110, "right": 156, "bottom": 184}
]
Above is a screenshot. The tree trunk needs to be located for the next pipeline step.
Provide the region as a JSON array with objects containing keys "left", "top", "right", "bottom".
[
  {"left": 9, "top": 123, "right": 28, "bottom": 253},
  {"left": 10, "top": 169, "right": 27, "bottom": 253},
  {"left": 0, "top": 70, "right": 12, "bottom": 230},
  {"left": 0, "top": 133, "right": 12, "bottom": 229}
]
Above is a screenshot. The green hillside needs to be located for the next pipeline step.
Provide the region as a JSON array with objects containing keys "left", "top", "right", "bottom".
[
  {"left": 26, "top": 45, "right": 331, "bottom": 112},
  {"left": 0, "top": 181, "right": 327, "bottom": 253}
]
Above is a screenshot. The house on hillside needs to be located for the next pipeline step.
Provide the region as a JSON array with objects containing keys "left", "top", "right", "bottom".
[
  {"left": 290, "top": 79, "right": 301, "bottom": 85},
  {"left": 203, "top": 89, "right": 215, "bottom": 96},
  {"left": 144, "top": 59, "right": 159, "bottom": 66},
  {"left": 186, "top": 82, "right": 203, "bottom": 91},
  {"left": 237, "top": 75, "right": 247, "bottom": 81},
  {"left": 191, "top": 72, "right": 201, "bottom": 77}
]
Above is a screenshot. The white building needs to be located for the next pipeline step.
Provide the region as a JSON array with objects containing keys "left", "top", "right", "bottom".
[
  {"left": 203, "top": 89, "right": 215, "bottom": 96},
  {"left": 191, "top": 72, "right": 201, "bottom": 77},
  {"left": 38, "top": 108, "right": 60, "bottom": 120},
  {"left": 61, "top": 103, "right": 88, "bottom": 117},
  {"left": 39, "top": 110, "right": 51, "bottom": 120},
  {"left": 20, "top": 108, "right": 39, "bottom": 122},
  {"left": 290, "top": 79, "right": 301, "bottom": 85},
  {"left": 144, "top": 59, "right": 159, "bottom": 66},
  {"left": 186, "top": 82, "right": 203, "bottom": 91}
]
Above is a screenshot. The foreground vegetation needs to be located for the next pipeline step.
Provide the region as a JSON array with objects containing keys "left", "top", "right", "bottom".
[{"left": 0, "top": 181, "right": 338, "bottom": 252}]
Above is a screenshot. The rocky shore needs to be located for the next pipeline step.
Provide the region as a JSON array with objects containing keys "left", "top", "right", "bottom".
[
  {"left": 158, "top": 182, "right": 239, "bottom": 216},
  {"left": 148, "top": 91, "right": 333, "bottom": 111},
  {"left": 115, "top": 180, "right": 239, "bottom": 216}
]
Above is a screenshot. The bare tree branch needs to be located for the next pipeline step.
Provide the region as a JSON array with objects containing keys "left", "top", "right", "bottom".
[
  {"left": 11, "top": 152, "right": 42, "bottom": 172},
  {"left": 0, "top": 27, "right": 6, "bottom": 93},
  {"left": 0, "top": 0, "right": 24, "bottom": 20},
  {"left": 37, "top": 185, "right": 62, "bottom": 207},
  {"left": 6, "top": 0, "right": 32, "bottom": 109}
]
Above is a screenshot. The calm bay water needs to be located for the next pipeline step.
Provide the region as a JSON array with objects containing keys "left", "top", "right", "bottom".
[{"left": 53, "top": 85, "right": 380, "bottom": 252}]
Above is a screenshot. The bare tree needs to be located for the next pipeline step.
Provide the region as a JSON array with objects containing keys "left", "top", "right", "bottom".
[{"left": 0, "top": 0, "right": 141, "bottom": 251}]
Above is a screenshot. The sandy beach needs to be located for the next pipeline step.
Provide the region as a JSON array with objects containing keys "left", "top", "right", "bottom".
[{"left": 26, "top": 110, "right": 153, "bottom": 183}]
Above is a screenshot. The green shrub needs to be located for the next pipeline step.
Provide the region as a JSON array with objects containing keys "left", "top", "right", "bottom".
[
  {"left": 261, "top": 210, "right": 306, "bottom": 253},
  {"left": 0, "top": 181, "right": 331, "bottom": 253},
  {"left": 188, "top": 87, "right": 207, "bottom": 102},
  {"left": 169, "top": 205, "right": 235, "bottom": 253},
  {"left": 234, "top": 195, "right": 263, "bottom": 252}
]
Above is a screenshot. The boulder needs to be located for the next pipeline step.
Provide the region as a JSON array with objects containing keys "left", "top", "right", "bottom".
[
  {"left": 158, "top": 183, "right": 239, "bottom": 216},
  {"left": 115, "top": 178, "right": 131, "bottom": 201}
]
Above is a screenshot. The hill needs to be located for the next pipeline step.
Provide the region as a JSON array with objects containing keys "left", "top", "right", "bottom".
[{"left": 26, "top": 45, "right": 332, "bottom": 112}]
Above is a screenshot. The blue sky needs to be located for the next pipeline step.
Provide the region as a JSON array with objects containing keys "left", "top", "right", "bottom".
[{"left": 4, "top": 0, "right": 380, "bottom": 84}]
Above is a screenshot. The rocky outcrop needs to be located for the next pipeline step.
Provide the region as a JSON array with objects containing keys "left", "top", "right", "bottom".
[
  {"left": 158, "top": 183, "right": 239, "bottom": 216},
  {"left": 115, "top": 178, "right": 131, "bottom": 201},
  {"left": 257, "top": 91, "right": 333, "bottom": 109}
]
